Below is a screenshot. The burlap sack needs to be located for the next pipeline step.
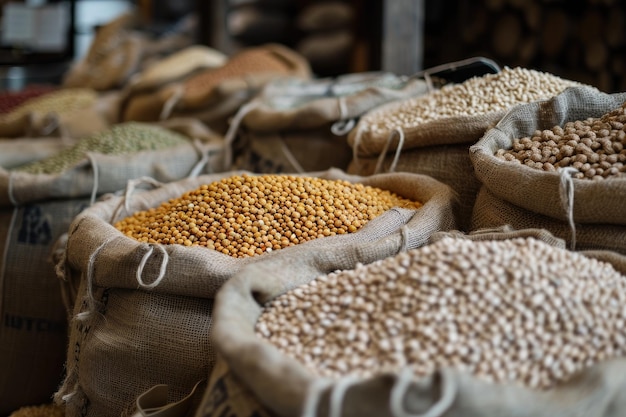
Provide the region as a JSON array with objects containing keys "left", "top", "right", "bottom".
[
  {"left": 199, "top": 227, "right": 626, "bottom": 417},
  {"left": 235, "top": 73, "right": 428, "bottom": 132},
  {"left": 471, "top": 186, "right": 626, "bottom": 253},
  {"left": 232, "top": 129, "right": 353, "bottom": 174},
  {"left": 469, "top": 86, "right": 626, "bottom": 229},
  {"left": 348, "top": 144, "right": 475, "bottom": 232},
  {"left": 0, "top": 132, "right": 225, "bottom": 414},
  {"left": 53, "top": 168, "right": 456, "bottom": 417}
]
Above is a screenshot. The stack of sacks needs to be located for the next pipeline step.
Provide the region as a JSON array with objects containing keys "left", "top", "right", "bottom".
[
  {"left": 122, "top": 43, "right": 311, "bottom": 135},
  {"left": 52, "top": 169, "right": 456, "bottom": 417},
  {"left": 470, "top": 85, "right": 626, "bottom": 253},
  {"left": 296, "top": 1, "right": 355, "bottom": 75},
  {"left": 348, "top": 65, "right": 585, "bottom": 231},
  {"left": 226, "top": 71, "right": 429, "bottom": 173},
  {"left": 0, "top": 121, "right": 224, "bottom": 415}
]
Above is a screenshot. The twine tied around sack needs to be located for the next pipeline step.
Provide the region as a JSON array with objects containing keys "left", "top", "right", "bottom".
[
  {"left": 558, "top": 167, "right": 578, "bottom": 251},
  {"left": 374, "top": 128, "right": 406, "bottom": 175},
  {"left": 223, "top": 100, "right": 262, "bottom": 170},
  {"left": 136, "top": 244, "right": 169, "bottom": 290},
  {"left": 159, "top": 85, "right": 185, "bottom": 121},
  {"left": 331, "top": 96, "right": 356, "bottom": 136},
  {"left": 86, "top": 153, "right": 100, "bottom": 206},
  {"left": 110, "top": 176, "right": 165, "bottom": 224},
  {"left": 301, "top": 378, "right": 334, "bottom": 417},
  {"left": 131, "top": 380, "right": 204, "bottom": 417},
  {"left": 391, "top": 369, "right": 457, "bottom": 417},
  {"left": 300, "top": 369, "right": 457, "bottom": 417}
]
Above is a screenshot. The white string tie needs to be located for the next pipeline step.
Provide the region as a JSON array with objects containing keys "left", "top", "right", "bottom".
[
  {"left": 558, "top": 167, "right": 578, "bottom": 250},
  {"left": 136, "top": 244, "right": 169, "bottom": 290}
]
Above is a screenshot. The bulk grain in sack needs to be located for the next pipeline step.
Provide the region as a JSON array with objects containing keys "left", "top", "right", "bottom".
[
  {"left": 227, "top": 72, "right": 428, "bottom": 174},
  {"left": 54, "top": 169, "right": 456, "bottom": 417},
  {"left": 0, "top": 122, "right": 219, "bottom": 415},
  {"left": 201, "top": 228, "right": 626, "bottom": 417},
  {"left": 348, "top": 66, "right": 585, "bottom": 231},
  {"left": 470, "top": 86, "right": 626, "bottom": 252}
]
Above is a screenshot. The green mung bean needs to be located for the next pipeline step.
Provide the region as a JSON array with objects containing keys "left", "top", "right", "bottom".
[{"left": 14, "top": 122, "right": 189, "bottom": 174}]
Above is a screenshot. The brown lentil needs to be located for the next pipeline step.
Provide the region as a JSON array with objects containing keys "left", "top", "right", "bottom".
[
  {"left": 256, "top": 237, "right": 626, "bottom": 390},
  {"left": 114, "top": 174, "right": 422, "bottom": 258},
  {"left": 13, "top": 122, "right": 189, "bottom": 174},
  {"left": 495, "top": 101, "right": 626, "bottom": 180},
  {"left": 361, "top": 67, "right": 582, "bottom": 136}
]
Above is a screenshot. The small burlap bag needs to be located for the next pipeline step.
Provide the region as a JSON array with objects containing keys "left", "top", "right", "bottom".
[
  {"left": 469, "top": 86, "right": 626, "bottom": 250},
  {"left": 199, "top": 227, "right": 626, "bottom": 417},
  {"left": 0, "top": 128, "right": 222, "bottom": 414},
  {"left": 54, "top": 168, "right": 456, "bottom": 417}
]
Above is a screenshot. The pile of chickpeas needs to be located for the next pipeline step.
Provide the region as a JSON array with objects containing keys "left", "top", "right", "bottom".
[
  {"left": 256, "top": 237, "right": 626, "bottom": 389},
  {"left": 495, "top": 101, "right": 626, "bottom": 180},
  {"left": 115, "top": 174, "right": 422, "bottom": 258}
]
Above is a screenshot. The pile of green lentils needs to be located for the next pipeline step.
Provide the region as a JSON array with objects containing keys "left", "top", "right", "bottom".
[
  {"left": 114, "top": 174, "right": 422, "bottom": 258},
  {"left": 495, "top": 101, "right": 626, "bottom": 180},
  {"left": 256, "top": 237, "right": 626, "bottom": 389},
  {"left": 14, "top": 122, "right": 189, "bottom": 174}
]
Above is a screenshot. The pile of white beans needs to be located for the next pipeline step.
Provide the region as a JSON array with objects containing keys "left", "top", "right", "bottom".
[
  {"left": 256, "top": 237, "right": 626, "bottom": 389},
  {"left": 360, "top": 67, "right": 582, "bottom": 136}
]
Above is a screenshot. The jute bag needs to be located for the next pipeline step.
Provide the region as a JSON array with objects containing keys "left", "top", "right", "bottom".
[
  {"left": 0, "top": 129, "right": 224, "bottom": 415},
  {"left": 232, "top": 129, "right": 353, "bottom": 174},
  {"left": 54, "top": 169, "right": 457, "bottom": 417},
  {"left": 226, "top": 72, "right": 427, "bottom": 174},
  {"left": 471, "top": 186, "right": 626, "bottom": 253},
  {"left": 199, "top": 227, "right": 626, "bottom": 417},
  {"left": 347, "top": 144, "right": 476, "bottom": 231},
  {"left": 236, "top": 72, "right": 428, "bottom": 133},
  {"left": 469, "top": 86, "right": 626, "bottom": 251}
]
